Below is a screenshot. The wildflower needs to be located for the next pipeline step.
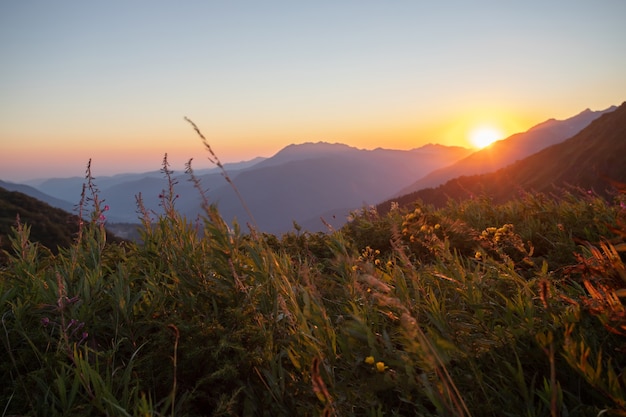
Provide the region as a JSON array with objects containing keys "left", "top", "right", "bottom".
[
  {"left": 103, "top": 205, "right": 110, "bottom": 211},
  {"left": 365, "top": 356, "right": 375, "bottom": 365},
  {"left": 434, "top": 223, "right": 441, "bottom": 230},
  {"left": 475, "top": 251, "right": 482, "bottom": 260},
  {"left": 376, "top": 361, "right": 386, "bottom": 372},
  {"left": 41, "top": 317, "right": 50, "bottom": 327}
]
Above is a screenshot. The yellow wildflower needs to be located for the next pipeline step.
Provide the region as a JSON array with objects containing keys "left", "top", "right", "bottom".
[
  {"left": 376, "top": 361, "right": 385, "bottom": 372},
  {"left": 365, "top": 356, "right": 375, "bottom": 365}
]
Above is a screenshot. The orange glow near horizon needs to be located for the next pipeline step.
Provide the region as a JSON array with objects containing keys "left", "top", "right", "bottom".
[
  {"left": 0, "top": 105, "right": 585, "bottom": 182},
  {"left": 417, "top": 107, "right": 535, "bottom": 151}
]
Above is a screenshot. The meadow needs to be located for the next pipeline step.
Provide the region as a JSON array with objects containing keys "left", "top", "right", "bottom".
[{"left": 2, "top": 133, "right": 626, "bottom": 416}]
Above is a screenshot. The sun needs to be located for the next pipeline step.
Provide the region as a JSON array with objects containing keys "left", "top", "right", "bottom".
[{"left": 469, "top": 126, "right": 503, "bottom": 149}]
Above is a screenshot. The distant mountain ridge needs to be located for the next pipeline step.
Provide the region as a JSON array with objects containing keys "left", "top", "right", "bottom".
[
  {"left": 383, "top": 102, "right": 626, "bottom": 210},
  {"left": 395, "top": 105, "right": 617, "bottom": 196},
  {"left": 4, "top": 142, "right": 471, "bottom": 234},
  {"left": 30, "top": 158, "right": 267, "bottom": 204},
  {"left": 2, "top": 104, "right": 620, "bottom": 234},
  {"left": 178, "top": 142, "right": 472, "bottom": 233}
]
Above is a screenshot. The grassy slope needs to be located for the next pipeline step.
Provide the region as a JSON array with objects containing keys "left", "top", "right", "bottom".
[
  {"left": 1, "top": 181, "right": 625, "bottom": 416},
  {"left": 1, "top": 111, "right": 626, "bottom": 415}
]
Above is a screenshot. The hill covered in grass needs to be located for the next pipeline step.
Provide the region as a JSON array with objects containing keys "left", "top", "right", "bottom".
[
  {"left": 2, "top": 108, "right": 626, "bottom": 415},
  {"left": 2, "top": 167, "right": 626, "bottom": 415}
]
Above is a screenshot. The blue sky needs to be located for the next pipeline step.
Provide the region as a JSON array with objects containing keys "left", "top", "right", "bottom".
[{"left": 1, "top": 1, "right": 625, "bottom": 181}]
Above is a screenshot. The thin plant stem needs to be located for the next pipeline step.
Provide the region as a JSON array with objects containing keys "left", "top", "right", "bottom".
[{"left": 184, "top": 117, "right": 257, "bottom": 230}]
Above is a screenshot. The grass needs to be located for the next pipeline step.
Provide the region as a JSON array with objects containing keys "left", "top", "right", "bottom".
[{"left": 1, "top": 121, "right": 626, "bottom": 416}]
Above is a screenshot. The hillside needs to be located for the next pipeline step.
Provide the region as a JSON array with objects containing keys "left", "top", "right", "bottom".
[
  {"left": 384, "top": 102, "right": 626, "bottom": 210},
  {"left": 0, "top": 180, "right": 74, "bottom": 212},
  {"left": 0, "top": 187, "right": 126, "bottom": 261},
  {"left": 3, "top": 167, "right": 626, "bottom": 415},
  {"left": 0, "top": 186, "right": 80, "bottom": 259},
  {"left": 395, "top": 105, "right": 617, "bottom": 196}
]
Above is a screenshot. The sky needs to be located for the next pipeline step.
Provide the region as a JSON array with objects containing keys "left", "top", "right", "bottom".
[{"left": 1, "top": 1, "right": 625, "bottom": 182}]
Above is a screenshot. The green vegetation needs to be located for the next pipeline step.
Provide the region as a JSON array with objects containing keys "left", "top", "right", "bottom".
[{"left": 2, "top": 156, "right": 626, "bottom": 415}]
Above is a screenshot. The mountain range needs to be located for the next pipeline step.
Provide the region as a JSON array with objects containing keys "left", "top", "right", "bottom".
[
  {"left": 395, "top": 105, "right": 617, "bottom": 196},
  {"left": 0, "top": 103, "right": 620, "bottom": 235},
  {"left": 1, "top": 143, "right": 472, "bottom": 233},
  {"left": 381, "top": 102, "right": 626, "bottom": 211}
]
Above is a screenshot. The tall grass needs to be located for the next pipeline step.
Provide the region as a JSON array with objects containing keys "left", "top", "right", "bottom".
[{"left": 1, "top": 122, "right": 625, "bottom": 415}]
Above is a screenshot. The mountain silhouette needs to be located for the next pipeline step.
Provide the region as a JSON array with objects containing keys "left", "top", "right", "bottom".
[
  {"left": 177, "top": 142, "right": 472, "bottom": 233},
  {"left": 5, "top": 104, "right": 620, "bottom": 234},
  {"left": 383, "top": 102, "right": 626, "bottom": 210},
  {"left": 395, "top": 106, "right": 617, "bottom": 196}
]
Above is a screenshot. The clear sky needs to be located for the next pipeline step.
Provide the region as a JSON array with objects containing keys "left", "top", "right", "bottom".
[{"left": 1, "top": 1, "right": 625, "bottom": 182}]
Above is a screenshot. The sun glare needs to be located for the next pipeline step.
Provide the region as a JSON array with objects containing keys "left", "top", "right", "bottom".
[{"left": 469, "top": 126, "right": 503, "bottom": 149}]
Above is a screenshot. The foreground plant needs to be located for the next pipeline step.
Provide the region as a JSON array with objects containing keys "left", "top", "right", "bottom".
[{"left": 1, "top": 124, "right": 625, "bottom": 416}]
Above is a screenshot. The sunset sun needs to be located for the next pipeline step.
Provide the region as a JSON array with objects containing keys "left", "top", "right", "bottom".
[{"left": 469, "top": 126, "right": 503, "bottom": 149}]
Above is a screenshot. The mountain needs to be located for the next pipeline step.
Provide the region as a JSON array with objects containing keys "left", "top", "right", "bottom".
[
  {"left": 0, "top": 180, "right": 75, "bottom": 212},
  {"left": 12, "top": 142, "right": 468, "bottom": 233},
  {"left": 176, "top": 142, "right": 472, "bottom": 233},
  {"left": 395, "top": 105, "right": 617, "bottom": 196},
  {"left": 383, "top": 102, "right": 626, "bottom": 211},
  {"left": 9, "top": 103, "right": 617, "bottom": 235}
]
